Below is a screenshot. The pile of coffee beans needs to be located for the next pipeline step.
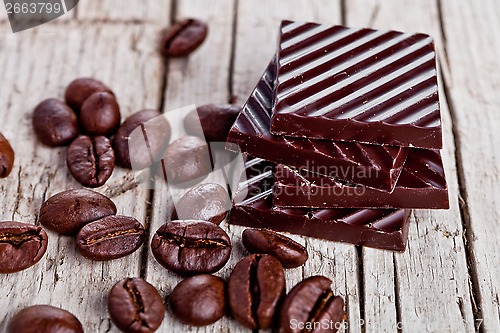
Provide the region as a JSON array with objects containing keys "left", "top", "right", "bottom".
[{"left": 0, "top": 132, "right": 14, "bottom": 178}]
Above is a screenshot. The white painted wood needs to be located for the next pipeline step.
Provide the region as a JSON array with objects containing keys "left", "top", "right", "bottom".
[{"left": 76, "top": 0, "right": 170, "bottom": 24}]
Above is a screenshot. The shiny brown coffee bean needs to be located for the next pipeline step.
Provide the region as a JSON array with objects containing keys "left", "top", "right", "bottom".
[
  {"left": 161, "top": 18, "right": 208, "bottom": 57},
  {"left": 159, "top": 136, "right": 212, "bottom": 186},
  {"left": 67, "top": 135, "right": 115, "bottom": 188},
  {"left": 0, "top": 222, "right": 48, "bottom": 273},
  {"left": 39, "top": 189, "right": 117, "bottom": 235},
  {"left": 113, "top": 110, "right": 171, "bottom": 169},
  {"left": 184, "top": 104, "right": 241, "bottom": 142},
  {"left": 151, "top": 220, "right": 231, "bottom": 275},
  {"left": 169, "top": 274, "right": 226, "bottom": 326},
  {"left": 32, "top": 99, "right": 79, "bottom": 146},
  {"left": 76, "top": 215, "right": 145, "bottom": 261},
  {"left": 80, "top": 91, "right": 121, "bottom": 136},
  {"left": 242, "top": 229, "right": 308, "bottom": 268},
  {"left": 0, "top": 133, "right": 14, "bottom": 178},
  {"left": 174, "top": 183, "right": 229, "bottom": 224},
  {"left": 279, "top": 276, "right": 344, "bottom": 333},
  {"left": 65, "top": 77, "right": 113, "bottom": 112},
  {"left": 108, "top": 277, "right": 165, "bottom": 333},
  {"left": 228, "top": 254, "right": 286, "bottom": 329},
  {"left": 7, "top": 305, "right": 84, "bottom": 333}
]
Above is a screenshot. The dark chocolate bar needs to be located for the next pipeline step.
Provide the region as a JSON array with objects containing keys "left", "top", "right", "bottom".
[
  {"left": 229, "top": 158, "right": 411, "bottom": 251},
  {"left": 274, "top": 148, "right": 449, "bottom": 209},
  {"left": 226, "top": 58, "right": 409, "bottom": 192},
  {"left": 271, "top": 20, "right": 442, "bottom": 149}
]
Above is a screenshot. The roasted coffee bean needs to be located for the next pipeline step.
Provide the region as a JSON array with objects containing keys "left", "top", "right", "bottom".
[
  {"left": 65, "top": 77, "right": 113, "bottom": 112},
  {"left": 39, "top": 189, "right": 117, "bottom": 235},
  {"left": 108, "top": 277, "right": 165, "bottom": 333},
  {"left": 32, "top": 99, "right": 79, "bottom": 146},
  {"left": 174, "top": 183, "right": 229, "bottom": 225},
  {"left": 161, "top": 18, "right": 208, "bottom": 57},
  {"left": 80, "top": 91, "right": 121, "bottom": 136},
  {"left": 170, "top": 274, "right": 226, "bottom": 326},
  {"left": 67, "top": 135, "right": 115, "bottom": 188},
  {"left": 159, "top": 136, "right": 212, "bottom": 186},
  {"left": 0, "top": 222, "right": 48, "bottom": 273},
  {"left": 228, "top": 254, "right": 285, "bottom": 329},
  {"left": 151, "top": 220, "right": 231, "bottom": 275},
  {"left": 184, "top": 104, "right": 241, "bottom": 142},
  {"left": 113, "top": 110, "right": 171, "bottom": 169},
  {"left": 279, "top": 276, "right": 344, "bottom": 333},
  {"left": 7, "top": 305, "right": 83, "bottom": 333},
  {"left": 76, "top": 215, "right": 145, "bottom": 261},
  {"left": 242, "top": 229, "right": 308, "bottom": 268},
  {"left": 0, "top": 133, "right": 14, "bottom": 178}
]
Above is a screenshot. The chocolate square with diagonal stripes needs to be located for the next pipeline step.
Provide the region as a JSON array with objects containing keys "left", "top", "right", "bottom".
[{"left": 271, "top": 20, "right": 442, "bottom": 149}]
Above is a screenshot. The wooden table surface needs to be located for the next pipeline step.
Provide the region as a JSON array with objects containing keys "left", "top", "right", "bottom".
[{"left": 0, "top": 0, "right": 498, "bottom": 332}]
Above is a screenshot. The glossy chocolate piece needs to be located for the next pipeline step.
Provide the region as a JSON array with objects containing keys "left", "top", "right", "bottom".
[
  {"left": 271, "top": 20, "right": 442, "bottom": 149},
  {"left": 226, "top": 59, "right": 409, "bottom": 192},
  {"left": 274, "top": 148, "right": 449, "bottom": 209},
  {"left": 229, "top": 158, "right": 411, "bottom": 251}
]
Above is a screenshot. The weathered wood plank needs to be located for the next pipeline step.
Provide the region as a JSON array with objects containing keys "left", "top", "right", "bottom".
[
  {"left": 0, "top": 21, "right": 164, "bottom": 332},
  {"left": 346, "top": 0, "right": 476, "bottom": 332},
  {"left": 439, "top": 0, "right": 500, "bottom": 331},
  {"left": 76, "top": 0, "right": 170, "bottom": 24}
]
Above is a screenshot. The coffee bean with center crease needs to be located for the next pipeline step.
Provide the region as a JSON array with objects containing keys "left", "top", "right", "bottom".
[
  {"left": 151, "top": 220, "right": 231, "bottom": 275},
  {"left": 242, "top": 229, "right": 308, "bottom": 268},
  {"left": 40, "top": 189, "right": 117, "bottom": 235},
  {"left": 32, "top": 99, "right": 79, "bottom": 146},
  {"left": 113, "top": 110, "right": 171, "bottom": 169},
  {"left": 228, "top": 254, "right": 286, "bottom": 330},
  {"left": 279, "top": 276, "right": 344, "bottom": 333},
  {"left": 65, "top": 78, "right": 114, "bottom": 112},
  {"left": 67, "top": 135, "right": 115, "bottom": 188},
  {"left": 169, "top": 274, "right": 226, "bottom": 326},
  {"left": 174, "top": 183, "right": 229, "bottom": 225},
  {"left": 184, "top": 104, "right": 241, "bottom": 142},
  {"left": 108, "top": 277, "right": 165, "bottom": 333},
  {"left": 80, "top": 91, "right": 121, "bottom": 136},
  {"left": 76, "top": 215, "right": 145, "bottom": 261},
  {"left": 0, "top": 133, "right": 14, "bottom": 178},
  {"left": 159, "top": 136, "right": 212, "bottom": 187},
  {"left": 7, "top": 305, "right": 84, "bottom": 333},
  {"left": 0, "top": 222, "right": 48, "bottom": 273},
  {"left": 161, "top": 18, "right": 208, "bottom": 57}
]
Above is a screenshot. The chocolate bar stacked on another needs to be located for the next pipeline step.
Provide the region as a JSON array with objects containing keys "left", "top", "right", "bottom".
[{"left": 226, "top": 20, "right": 449, "bottom": 252}]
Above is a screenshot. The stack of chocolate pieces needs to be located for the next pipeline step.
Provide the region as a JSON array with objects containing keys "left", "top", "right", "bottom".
[{"left": 226, "top": 20, "right": 449, "bottom": 251}]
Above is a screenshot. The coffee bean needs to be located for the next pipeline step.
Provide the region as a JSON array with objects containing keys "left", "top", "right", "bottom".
[
  {"left": 7, "top": 305, "right": 83, "bottom": 333},
  {"left": 0, "top": 222, "right": 48, "bottom": 274},
  {"left": 65, "top": 78, "right": 113, "bottom": 112},
  {"left": 0, "top": 133, "right": 14, "bottom": 178},
  {"left": 80, "top": 91, "right": 121, "bottom": 136},
  {"left": 169, "top": 274, "right": 226, "bottom": 326},
  {"left": 151, "top": 220, "right": 231, "bottom": 275},
  {"left": 40, "top": 189, "right": 117, "bottom": 235},
  {"left": 228, "top": 254, "right": 285, "bottom": 329},
  {"left": 67, "top": 135, "right": 115, "bottom": 188},
  {"left": 32, "top": 99, "right": 79, "bottom": 146},
  {"left": 159, "top": 136, "right": 212, "bottom": 187},
  {"left": 279, "top": 276, "right": 344, "bottom": 333},
  {"left": 113, "top": 110, "right": 171, "bottom": 169},
  {"left": 76, "top": 215, "right": 145, "bottom": 261},
  {"left": 242, "top": 229, "right": 308, "bottom": 268},
  {"left": 108, "top": 277, "right": 165, "bottom": 333},
  {"left": 174, "top": 183, "right": 229, "bottom": 225},
  {"left": 184, "top": 104, "right": 241, "bottom": 142},
  {"left": 161, "top": 18, "right": 208, "bottom": 57}
]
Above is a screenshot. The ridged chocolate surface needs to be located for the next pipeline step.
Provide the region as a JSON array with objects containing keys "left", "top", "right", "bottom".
[
  {"left": 274, "top": 149, "right": 449, "bottom": 209},
  {"left": 271, "top": 20, "right": 442, "bottom": 149},
  {"left": 226, "top": 59, "right": 409, "bottom": 191},
  {"left": 230, "top": 158, "right": 411, "bottom": 251}
]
